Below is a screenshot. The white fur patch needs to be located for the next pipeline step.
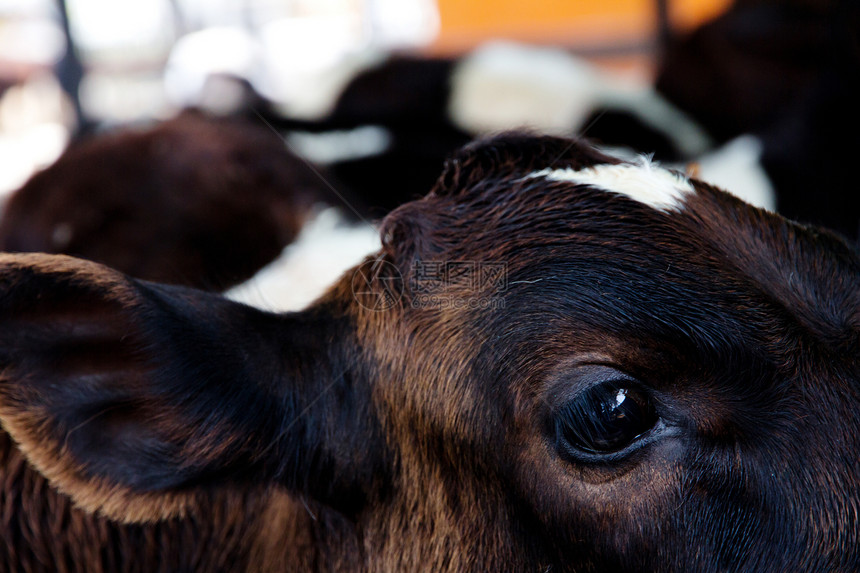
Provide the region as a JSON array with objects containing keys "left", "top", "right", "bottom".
[
  {"left": 447, "top": 40, "right": 712, "bottom": 157},
  {"left": 448, "top": 41, "right": 604, "bottom": 135},
  {"left": 226, "top": 207, "right": 380, "bottom": 312},
  {"left": 529, "top": 158, "right": 694, "bottom": 212},
  {"left": 286, "top": 125, "right": 392, "bottom": 164}
]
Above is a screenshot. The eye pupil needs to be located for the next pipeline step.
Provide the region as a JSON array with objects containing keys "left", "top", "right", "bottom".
[{"left": 556, "top": 382, "right": 657, "bottom": 455}]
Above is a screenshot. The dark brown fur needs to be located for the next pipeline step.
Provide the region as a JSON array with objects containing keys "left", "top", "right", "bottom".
[{"left": 0, "top": 111, "right": 326, "bottom": 290}]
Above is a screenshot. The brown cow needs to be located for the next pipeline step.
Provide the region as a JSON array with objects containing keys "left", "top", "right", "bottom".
[
  {"left": 0, "top": 111, "right": 328, "bottom": 291},
  {"left": 1, "top": 134, "right": 858, "bottom": 571}
]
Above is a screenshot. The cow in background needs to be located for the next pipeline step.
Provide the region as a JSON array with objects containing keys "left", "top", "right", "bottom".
[
  {"left": 210, "top": 0, "right": 857, "bottom": 241},
  {"left": 657, "top": 0, "right": 860, "bottom": 241},
  {"left": 0, "top": 111, "right": 338, "bottom": 291},
  {"left": 1, "top": 0, "right": 856, "bottom": 305}
]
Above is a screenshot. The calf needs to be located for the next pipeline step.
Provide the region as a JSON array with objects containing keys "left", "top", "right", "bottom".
[
  {"left": 1, "top": 134, "right": 858, "bottom": 571},
  {"left": 241, "top": 43, "right": 711, "bottom": 216},
  {"left": 0, "top": 111, "right": 329, "bottom": 291},
  {"left": 656, "top": 0, "right": 860, "bottom": 241},
  {"left": 238, "top": 4, "right": 860, "bottom": 239}
]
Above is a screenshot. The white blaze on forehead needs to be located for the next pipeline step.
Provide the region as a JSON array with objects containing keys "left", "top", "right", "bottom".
[{"left": 529, "top": 158, "right": 695, "bottom": 212}]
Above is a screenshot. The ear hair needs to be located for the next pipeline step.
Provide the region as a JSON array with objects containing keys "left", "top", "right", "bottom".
[
  {"left": 0, "top": 253, "right": 289, "bottom": 522},
  {"left": 0, "top": 409, "right": 197, "bottom": 522},
  {"left": 0, "top": 254, "right": 189, "bottom": 521},
  {"left": 2, "top": 252, "right": 389, "bottom": 524}
]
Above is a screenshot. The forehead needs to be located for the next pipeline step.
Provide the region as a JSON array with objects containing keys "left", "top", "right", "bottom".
[
  {"left": 391, "top": 136, "right": 858, "bottom": 371},
  {"left": 424, "top": 139, "right": 734, "bottom": 277}
]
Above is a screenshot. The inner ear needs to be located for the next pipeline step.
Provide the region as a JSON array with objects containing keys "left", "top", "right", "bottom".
[{"left": 0, "top": 253, "right": 290, "bottom": 522}]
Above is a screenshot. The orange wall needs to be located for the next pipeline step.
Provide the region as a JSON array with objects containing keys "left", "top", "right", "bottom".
[{"left": 432, "top": 0, "right": 731, "bottom": 54}]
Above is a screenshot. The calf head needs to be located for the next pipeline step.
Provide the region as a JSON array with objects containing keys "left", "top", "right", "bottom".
[{"left": 1, "top": 134, "right": 858, "bottom": 571}]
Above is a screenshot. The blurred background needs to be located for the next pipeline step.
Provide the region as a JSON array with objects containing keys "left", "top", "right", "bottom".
[
  {"left": 0, "top": 0, "right": 730, "bottom": 197},
  {"left": 0, "top": 0, "right": 856, "bottom": 306}
]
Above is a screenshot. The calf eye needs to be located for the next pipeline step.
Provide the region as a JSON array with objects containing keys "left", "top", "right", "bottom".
[{"left": 555, "top": 382, "right": 658, "bottom": 456}]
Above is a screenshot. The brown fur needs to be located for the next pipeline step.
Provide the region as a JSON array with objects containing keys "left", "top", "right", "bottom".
[
  {"left": 0, "top": 111, "right": 325, "bottom": 290},
  {"left": 0, "top": 431, "right": 301, "bottom": 572}
]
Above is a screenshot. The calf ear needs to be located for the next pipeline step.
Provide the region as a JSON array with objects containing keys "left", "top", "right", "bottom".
[{"left": 0, "top": 253, "right": 312, "bottom": 523}]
